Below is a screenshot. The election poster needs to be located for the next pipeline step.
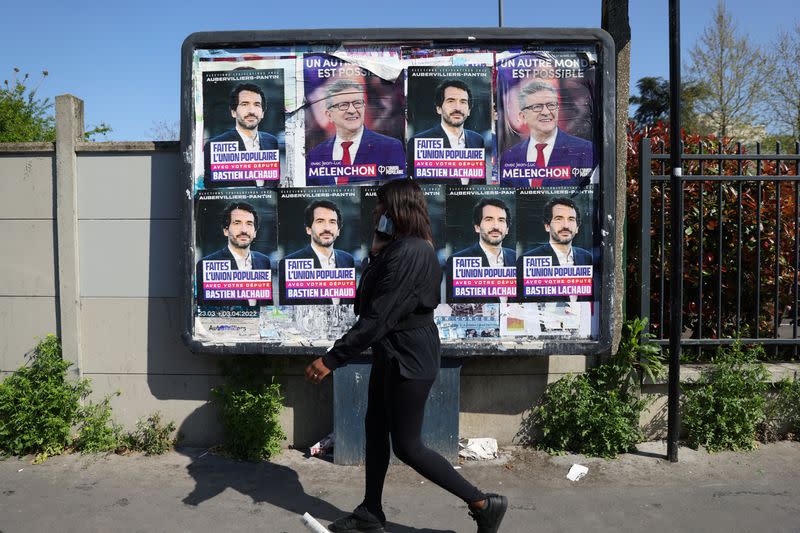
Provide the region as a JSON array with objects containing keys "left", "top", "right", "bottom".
[
  {"left": 276, "top": 186, "right": 361, "bottom": 305},
  {"left": 499, "top": 300, "right": 594, "bottom": 338},
  {"left": 303, "top": 53, "right": 406, "bottom": 186},
  {"left": 515, "top": 186, "right": 597, "bottom": 302},
  {"left": 194, "top": 188, "right": 277, "bottom": 317},
  {"left": 444, "top": 185, "right": 516, "bottom": 303},
  {"left": 201, "top": 68, "right": 286, "bottom": 188},
  {"left": 512, "top": 186, "right": 599, "bottom": 339},
  {"left": 496, "top": 50, "right": 598, "bottom": 188},
  {"left": 435, "top": 303, "right": 501, "bottom": 341},
  {"left": 406, "top": 65, "right": 493, "bottom": 184}
]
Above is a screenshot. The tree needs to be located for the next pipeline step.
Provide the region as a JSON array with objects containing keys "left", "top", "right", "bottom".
[
  {"left": 767, "top": 23, "right": 800, "bottom": 139},
  {"left": 629, "top": 77, "right": 669, "bottom": 125},
  {"left": 147, "top": 120, "right": 179, "bottom": 141},
  {"left": 686, "top": 1, "right": 770, "bottom": 139},
  {"left": 0, "top": 68, "right": 55, "bottom": 142},
  {"left": 0, "top": 68, "right": 111, "bottom": 142},
  {"left": 629, "top": 76, "right": 709, "bottom": 132}
]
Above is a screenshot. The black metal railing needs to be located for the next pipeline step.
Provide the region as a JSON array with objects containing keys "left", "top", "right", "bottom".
[{"left": 638, "top": 138, "right": 800, "bottom": 357}]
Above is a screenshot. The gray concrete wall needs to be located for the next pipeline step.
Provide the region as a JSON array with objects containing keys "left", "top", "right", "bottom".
[
  {"left": 0, "top": 95, "right": 603, "bottom": 449},
  {"left": 0, "top": 146, "right": 60, "bottom": 373}
]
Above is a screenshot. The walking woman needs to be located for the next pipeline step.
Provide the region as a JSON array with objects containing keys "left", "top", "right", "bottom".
[{"left": 305, "top": 179, "right": 507, "bottom": 533}]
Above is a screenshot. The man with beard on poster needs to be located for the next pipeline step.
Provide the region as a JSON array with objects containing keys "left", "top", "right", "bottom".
[
  {"left": 407, "top": 80, "right": 484, "bottom": 183},
  {"left": 306, "top": 79, "right": 405, "bottom": 185},
  {"left": 446, "top": 197, "right": 516, "bottom": 302},
  {"left": 278, "top": 200, "right": 355, "bottom": 305},
  {"left": 517, "top": 196, "right": 592, "bottom": 302},
  {"left": 196, "top": 202, "right": 271, "bottom": 306},
  {"left": 203, "top": 83, "right": 279, "bottom": 187},
  {"left": 499, "top": 80, "right": 595, "bottom": 188}
]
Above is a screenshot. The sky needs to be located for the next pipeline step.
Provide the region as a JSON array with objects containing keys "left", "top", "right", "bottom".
[{"left": 1, "top": 0, "right": 796, "bottom": 141}]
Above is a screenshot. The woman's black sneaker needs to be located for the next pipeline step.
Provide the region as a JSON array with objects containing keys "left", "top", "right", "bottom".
[
  {"left": 329, "top": 504, "right": 386, "bottom": 532},
  {"left": 468, "top": 494, "right": 508, "bottom": 533}
]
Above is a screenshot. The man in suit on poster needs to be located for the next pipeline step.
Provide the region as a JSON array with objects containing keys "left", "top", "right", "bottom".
[
  {"left": 203, "top": 83, "right": 279, "bottom": 188},
  {"left": 499, "top": 80, "right": 595, "bottom": 188},
  {"left": 306, "top": 79, "right": 405, "bottom": 185},
  {"left": 407, "top": 79, "right": 485, "bottom": 184},
  {"left": 196, "top": 202, "right": 271, "bottom": 306},
  {"left": 278, "top": 200, "right": 355, "bottom": 305},
  {"left": 517, "top": 196, "right": 593, "bottom": 303},
  {"left": 445, "top": 197, "right": 516, "bottom": 303}
]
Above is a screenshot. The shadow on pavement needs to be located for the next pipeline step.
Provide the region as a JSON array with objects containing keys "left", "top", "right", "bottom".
[
  {"left": 180, "top": 449, "right": 458, "bottom": 532},
  {"left": 180, "top": 449, "right": 344, "bottom": 522},
  {"left": 177, "top": 406, "right": 457, "bottom": 533},
  {"left": 180, "top": 449, "right": 458, "bottom": 533}
]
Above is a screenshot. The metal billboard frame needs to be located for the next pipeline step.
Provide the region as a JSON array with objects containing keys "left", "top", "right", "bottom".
[{"left": 180, "top": 28, "right": 616, "bottom": 357}]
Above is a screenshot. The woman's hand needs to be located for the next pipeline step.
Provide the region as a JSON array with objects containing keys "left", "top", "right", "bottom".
[{"left": 305, "top": 357, "right": 331, "bottom": 384}]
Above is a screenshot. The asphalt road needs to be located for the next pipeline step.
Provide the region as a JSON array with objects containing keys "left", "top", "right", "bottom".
[{"left": 1, "top": 441, "right": 799, "bottom": 533}]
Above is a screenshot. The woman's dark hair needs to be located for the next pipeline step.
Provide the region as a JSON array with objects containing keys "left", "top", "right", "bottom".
[{"left": 375, "top": 179, "right": 433, "bottom": 242}]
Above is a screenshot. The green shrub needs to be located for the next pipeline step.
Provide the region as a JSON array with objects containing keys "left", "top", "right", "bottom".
[
  {"left": 778, "top": 378, "right": 800, "bottom": 439},
  {"left": 525, "top": 318, "right": 663, "bottom": 458},
  {"left": 121, "top": 412, "right": 176, "bottom": 455},
  {"left": 212, "top": 377, "right": 286, "bottom": 462},
  {"left": 75, "top": 393, "right": 123, "bottom": 454},
  {"left": 0, "top": 335, "right": 89, "bottom": 459},
  {"left": 533, "top": 365, "right": 645, "bottom": 458},
  {"left": 762, "top": 378, "right": 800, "bottom": 442},
  {"left": 683, "top": 342, "right": 770, "bottom": 452},
  {"left": 610, "top": 317, "right": 665, "bottom": 397},
  {"left": 0, "top": 336, "right": 177, "bottom": 459}
]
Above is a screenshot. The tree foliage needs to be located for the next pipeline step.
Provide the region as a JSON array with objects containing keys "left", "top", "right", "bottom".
[
  {"left": 0, "top": 68, "right": 56, "bottom": 142},
  {"left": 0, "top": 67, "right": 111, "bottom": 142},
  {"left": 629, "top": 76, "right": 709, "bottom": 132},
  {"left": 686, "top": 1, "right": 770, "bottom": 139},
  {"left": 767, "top": 24, "right": 800, "bottom": 138}
]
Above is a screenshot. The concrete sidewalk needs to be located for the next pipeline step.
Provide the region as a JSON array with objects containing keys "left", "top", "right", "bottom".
[{"left": 1, "top": 441, "right": 799, "bottom": 533}]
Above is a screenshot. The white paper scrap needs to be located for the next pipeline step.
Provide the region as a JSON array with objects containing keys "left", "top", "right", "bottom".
[
  {"left": 301, "top": 512, "right": 329, "bottom": 533},
  {"left": 458, "top": 438, "right": 499, "bottom": 460},
  {"left": 566, "top": 464, "right": 589, "bottom": 481}
]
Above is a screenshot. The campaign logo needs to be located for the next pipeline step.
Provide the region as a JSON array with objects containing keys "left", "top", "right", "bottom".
[
  {"left": 413, "top": 139, "right": 485, "bottom": 180},
  {"left": 521, "top": 256, "right": 592, "bottom": 298},
  {"left": 284, "top": 258, "right": 356, "bottom": 300},
  {"left": 451, "top": 256, "right": 516, "bottom": 298},
  {"left": 202, "top": 260, "right": 272, "bottom": 300},
  {"left": 209, "top": 141, "right": 280, "bottom": 181}
]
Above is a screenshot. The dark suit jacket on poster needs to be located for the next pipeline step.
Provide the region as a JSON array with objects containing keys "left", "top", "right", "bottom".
[
  {"left": 305, "top": 128, "right": 406, "bottom": 185},
  {"left": 278, "top": 245, "right": 356, "bottom": 305},
  {"left": 499, "top": 129, "right": 595, "bottom": 188},
  {"left": 516, "top": 243, "right": 593, "bottom": 302},
  {"left": 203, "top": 129, "right": 280, "bottom": 188},
  {"left": 407, "top": 124, "right": 485, "bottom": 183},
  {"left": 195, "top": 247, "right": 272, "bottom": 306},
  {"left": 445, "top": 241, "right": 516, "bottom": 303}
]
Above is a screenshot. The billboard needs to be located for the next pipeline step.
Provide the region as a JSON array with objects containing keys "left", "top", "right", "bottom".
[{"left": 181, "top": 29, "right": 616, "bottom": 356}]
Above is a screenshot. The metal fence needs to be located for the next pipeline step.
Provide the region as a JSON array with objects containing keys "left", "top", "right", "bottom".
[{"left": 638, "top": 138, "right": 800, "bottom": 356}]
